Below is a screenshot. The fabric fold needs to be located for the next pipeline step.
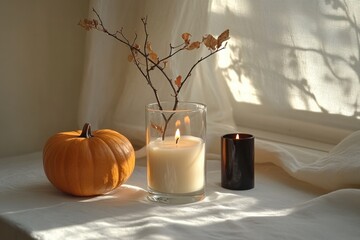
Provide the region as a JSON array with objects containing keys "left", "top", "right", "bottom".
[{"left": 255, "top": 131, "right": 360, "bottom": 191}]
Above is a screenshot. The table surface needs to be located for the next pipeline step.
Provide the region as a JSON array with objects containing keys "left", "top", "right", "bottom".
[{"left": 0, "top": 152, "right": 359, "bottom": 240}]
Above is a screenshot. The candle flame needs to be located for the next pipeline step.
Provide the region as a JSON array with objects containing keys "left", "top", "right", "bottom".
[
  {"left": 175, "top": 129, "right": 180, "bottom": 144},
  {"left": 236, "top": 134, "right": 239, "bottom": 140}
]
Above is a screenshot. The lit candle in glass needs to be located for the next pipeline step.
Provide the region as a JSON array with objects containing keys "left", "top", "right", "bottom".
[
  {"left": 146, "top": 102, "right": 206, "bottom": 204},
  {"left": 147, "top": 129, "right": 205, "bottom": 194}
]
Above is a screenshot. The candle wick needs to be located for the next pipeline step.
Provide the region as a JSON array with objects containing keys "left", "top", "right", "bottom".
[{"left": 176, "top": 138, "right": 179, "bottom": 144}]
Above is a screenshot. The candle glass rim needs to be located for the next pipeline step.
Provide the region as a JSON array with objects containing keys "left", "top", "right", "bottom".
[{"left": 146, "top": 101, "right": 207, "bottom": 113}]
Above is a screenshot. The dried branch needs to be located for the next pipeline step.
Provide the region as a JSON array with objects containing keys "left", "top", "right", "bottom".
[{"left": 79, "top": 8, "right": 230, "bottom": 139}]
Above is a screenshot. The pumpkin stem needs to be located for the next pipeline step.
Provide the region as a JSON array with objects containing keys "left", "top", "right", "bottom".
[{"left": 79, "top": 123, "right": 92, "bottom": 138}]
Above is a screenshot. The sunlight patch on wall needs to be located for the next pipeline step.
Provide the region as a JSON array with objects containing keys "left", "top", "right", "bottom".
[
  {"left": 288, "top": 89, "right": 321, "bottom": 114},
  {"left": 281, "top": 1, "right": 360, "bottom": 119},
  {"left": 211, "top": 0, "right": 360, "bottom": 131},
  {"left": 217, "top": 35, "right": 261, "bottom": 105},
  {"left": 217, "top": 45, "right": 232, "bottom": 69},
  {"left": 225, "top": 69, "right": 261, "bottom": 105},
  {"left": 287, "top": 50, "right": 360, "bottom": 117},
  {"left": 210, "top": 0, "right": 251, "bottom": 17}
]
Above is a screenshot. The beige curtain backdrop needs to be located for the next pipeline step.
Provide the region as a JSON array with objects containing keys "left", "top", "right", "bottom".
[
  {"left": 79, "top": 0, "right": 360, "bottom": 155},
  {"left": 1, "top": 0, "right": 359, "bottom": 157}
]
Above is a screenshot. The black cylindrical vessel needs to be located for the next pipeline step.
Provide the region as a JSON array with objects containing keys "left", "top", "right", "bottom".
[{"left": 221, "top": 133, "right": 254, "bottom": 190}]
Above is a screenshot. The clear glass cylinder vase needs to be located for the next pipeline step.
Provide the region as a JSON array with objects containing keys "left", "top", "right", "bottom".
[{"left": 146, "top": 101, "right": 207, "bottom": 204}]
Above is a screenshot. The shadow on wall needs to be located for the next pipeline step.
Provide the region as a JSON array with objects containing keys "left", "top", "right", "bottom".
[{"left": 213, "top": 0, "right": 360, "bottom": 144}]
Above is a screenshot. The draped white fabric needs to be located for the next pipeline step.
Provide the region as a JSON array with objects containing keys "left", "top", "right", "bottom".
[
  {"left": 1, "top": 145, "right": 360, "bottom": 239},
  {"left": 255, "top": 130, "right": 360, "bottom": 190},
  {"left": 79, "top": 0, "right": 360, "bottom": 152}
]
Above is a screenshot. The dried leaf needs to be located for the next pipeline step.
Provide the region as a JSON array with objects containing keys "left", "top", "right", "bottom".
[
  {"left": 133, "top": 43, "right": 140, "bottom": 50},
  {"left": 186, "top": 41, "right": 201, "bottom": 50},
  {"left": 151, "top": 123, "right": 164, "bottom": 134},
  {"left": 78, "top": 19, "right": 97, "bottom": 31},
  {"left": 127, "top": 54, "right": 134, "bottom": 62},
  {"left": 217, "top": 29, "right": 230, "bottom": 48},
  {"left": 202, "top": 34, "right": 217, "bottom": 50},
  {"left": 78, "top": 21, "right": 88, "bottom": 30},
  {"left": 182, "top": 33, "right": 191, "bottom": 45},
  {"left": 83, "top": 19, "right": 91, "bottom": 24},
  {"left": 146, "top": 42, "right": 153, "bottom": 52},
  {"left": 149, "top": 52, "right": 158, "bottom": 62},
  {"left": 175, "top": 75, "right": 182, "bottom": 88},
  {"left": 93, "top": 19, "right": 98, "bottom": 28}
]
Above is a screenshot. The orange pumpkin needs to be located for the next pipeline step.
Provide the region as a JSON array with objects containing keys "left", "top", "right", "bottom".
[{"left": 43, "top": 123, "right": 135, "bottom": 197}]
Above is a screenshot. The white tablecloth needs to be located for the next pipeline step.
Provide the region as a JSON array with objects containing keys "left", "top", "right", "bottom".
[{"left": 0, "top": 149, "right": 360, "bottom": 239}]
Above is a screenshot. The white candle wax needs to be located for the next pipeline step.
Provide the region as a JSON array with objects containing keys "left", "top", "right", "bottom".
[{"left": 147, "top": 136, "right": 205, "bottom": 194}]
